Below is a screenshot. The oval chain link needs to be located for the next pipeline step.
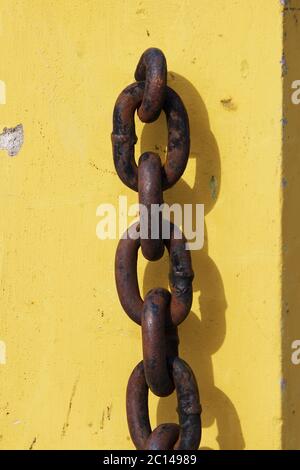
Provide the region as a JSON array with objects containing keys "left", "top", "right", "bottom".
[{"left": 112, "top": 47, "right": 202, "bottom": 450}]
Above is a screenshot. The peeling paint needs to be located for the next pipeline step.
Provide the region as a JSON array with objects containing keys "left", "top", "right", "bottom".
[{"left": 0, "top": 124, "right": 24, "bottom": 156}]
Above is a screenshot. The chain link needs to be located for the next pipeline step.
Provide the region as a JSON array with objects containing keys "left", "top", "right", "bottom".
[{"left": 112, "top": 48, "right": 202, "bottom": 450}]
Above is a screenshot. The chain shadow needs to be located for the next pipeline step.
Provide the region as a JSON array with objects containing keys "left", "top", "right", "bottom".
[{"left": 139, "top": 73, "right": 245, "bottom": 450}]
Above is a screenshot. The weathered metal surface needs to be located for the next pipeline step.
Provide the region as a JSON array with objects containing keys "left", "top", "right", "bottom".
[
  {"left": 111, "top": 84, "right": 190, "bottom": 191},
  {"left": 146, "top": 424, "right": 180, "bottom": 451},
  {"left": 142, "top": 288, "right": 177, "bottom": 396},
  {"left": 113, "top": 49, "right": 201, "bottom": 450},
  {"left": 138, "top": 152, "right": 164, "bottom": 261},
  {"left": 126, "top": 358, "right": 201, "bottom": 450},
  {"left": 115, "top": 222, "right": 193, "bottom": 326},
  {"left": 126, "top": 361, "right": 151, "bottom": 450},
  {"left": 134, "top": 47, "right": 167, "bottom": 123},
  {"left": 172, "top": 357, "right": 202, "bottom": 450}
]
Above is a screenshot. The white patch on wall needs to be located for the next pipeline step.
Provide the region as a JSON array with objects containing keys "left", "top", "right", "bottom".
[
  {"left": 0, "top": 80, "right": 5, "bottom": 104},
  {"left": 0, "top": 124, "right": 24, "bottom": 156},
  {"left": 0, "top": 340, "right": 6, "bottom": 364}
]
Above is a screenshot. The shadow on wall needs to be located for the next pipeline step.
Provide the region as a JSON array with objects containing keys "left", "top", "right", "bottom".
[
  {"left": 282, "top": 3, "right": 300, "bottom": 450},
  {"left": 140, "top": 73, "right": 245, "bottom": 450}
]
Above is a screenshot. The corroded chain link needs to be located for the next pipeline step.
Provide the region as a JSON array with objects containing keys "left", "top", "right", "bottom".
[{"left": 112, "top": 48, "right": 202, "bottom": 450}]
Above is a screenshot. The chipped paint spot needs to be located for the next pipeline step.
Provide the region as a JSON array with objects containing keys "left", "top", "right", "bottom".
[
  {"left": 220, "top": 97, "right": 237, "bottom": 111},
  {"left": 282, "top": 177, "right": 288, "bottom": 188},
  {"left": 0, "top": 124, "right": 24, "bottom": 156}
]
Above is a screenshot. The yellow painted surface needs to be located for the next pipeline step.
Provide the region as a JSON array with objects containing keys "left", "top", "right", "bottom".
[{"left": 0, "top": 0, "right": 285, "bottom": 449}]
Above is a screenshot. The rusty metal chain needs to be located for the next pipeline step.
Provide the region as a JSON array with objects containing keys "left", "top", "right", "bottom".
[{"left": 112, "top": 48, "right": 202, "bottom": 450}]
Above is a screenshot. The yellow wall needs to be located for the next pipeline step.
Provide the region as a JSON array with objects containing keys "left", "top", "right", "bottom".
[{"left": 0, "top": 0, "right": 285, "bottom": 450}]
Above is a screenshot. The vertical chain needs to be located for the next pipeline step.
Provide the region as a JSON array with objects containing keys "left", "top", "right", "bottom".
[{"left": 112, "top": 48, "right": 202, "bottom": 450}]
